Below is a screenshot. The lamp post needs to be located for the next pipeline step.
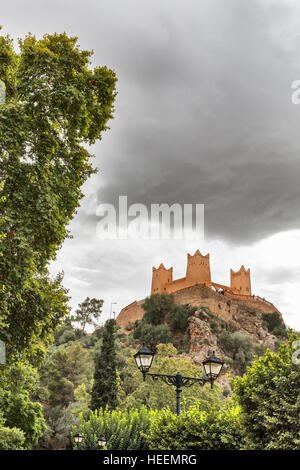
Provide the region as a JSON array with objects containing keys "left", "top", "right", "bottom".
[
  {"left": 134, "top": 344, "right": 224, "bottom": 416},
  {"left": 74, "top": 433, "right": 106, "bottom": 450},
  {"left": 110, "top": 302, "right": 117, "bottom": 319}
]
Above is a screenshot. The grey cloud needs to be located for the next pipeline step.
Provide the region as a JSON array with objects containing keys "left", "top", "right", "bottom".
[
  {"left": 4, "top": 0, "right": 299, "bottom": 244},
  {"left": 3, "top": 0, "right": 300, "bottom": 325}
]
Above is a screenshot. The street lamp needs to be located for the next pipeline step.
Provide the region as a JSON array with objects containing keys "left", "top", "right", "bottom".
[
  {"left": 134, "top": 343, "right": 155, "bottom": 380},
  {"left": 98, "top": 436, "right": 106, "bottom": 449},
  {"left": 73, "top": 433, "right": 106, "bottom": 450},
  {"left": 74, "top": 433, "right": 83, "bottom": 445},
  {"left": 134, "top": 345, "right": 224, "bottom": 416},
  {"left": 202, "top": 351, "right": 224, "bottom": 387},
  {"left": 110, "top": 302, "right": 117, "bottom": 319}
]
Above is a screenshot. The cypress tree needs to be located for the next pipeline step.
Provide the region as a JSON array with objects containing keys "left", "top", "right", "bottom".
[{"left": 90, "top": 319, "right": 117, "bottom": 410}]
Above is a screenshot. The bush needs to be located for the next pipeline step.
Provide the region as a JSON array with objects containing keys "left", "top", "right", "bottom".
[
  {"left": 142, "top": 294, "right": 174, "bottom": 325},
  {"left": 0, "top": 426, "right": 25, "bottom": 450},
  {"left": 209, "top": 319, "right": 218, "bottom": 333},
  {"left": 262, "top": 312, "right": 287, "bottom": 338},
  {"left": 218, "top": 331, "right": 265, "bottom": 375},
  {"left": 133, "top": 323, "right": 173, "bottom": 349},
  {"left": 73, "top": 406, "right": 151, "bottom": 450},
  {"left": 58, "top": 328, "right": 76, "bottom": 345},
  {"left": 233, "top": 335, "right": 300, "bottom": 449},
  {"left": 167, "top": 304, "right": 197, "bottom": 331},
  {"left": 146, "top": 403, "right": 244, "bottom": 450}
]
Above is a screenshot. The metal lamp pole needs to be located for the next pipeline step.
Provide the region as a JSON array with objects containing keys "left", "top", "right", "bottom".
[{"left": 134, "top": 344, "right": 224, "bottom": 416}]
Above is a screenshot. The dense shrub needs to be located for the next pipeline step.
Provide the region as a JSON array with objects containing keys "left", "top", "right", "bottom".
[
  {"left": 133, "top": 323, "right": 173, "bottom": 349},
  {"left": 142, "top": 294, "right": 174, "bottom": 325},
  {"left": 146, "top": 403, "right": 244, "bottom": 450},
  {"left": 233, "top": 335, "right": 300, "bottom": 449},
  {"left": 0, "top": 426, "right": 25, "bottom": 450},
  {"left": 167, "top": 304, "right": 197, "bottom": 331},
  {"left": 218, "top": 330, "right": 265, "bottom": 374},
  {"left": 73, "top": 406, "right": 151, "bottom": 450},
  {"left": 0, "top": 363, "right": 46, "bottom": 449},
  {"left": 262, "top": 312, "right": 287, "bottom": 338}
]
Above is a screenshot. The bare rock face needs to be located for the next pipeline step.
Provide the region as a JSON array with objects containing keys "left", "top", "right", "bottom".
[
  {"left": 117, "top": 285, "right": 285, "bottom": 391},
  {"left": 187, "top": 302, "right": 283, "bottom": 385}
]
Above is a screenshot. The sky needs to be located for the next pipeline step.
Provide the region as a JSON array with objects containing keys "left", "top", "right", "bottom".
[{"left": 2, "top": 0, "right": 300, "bottom": 328}]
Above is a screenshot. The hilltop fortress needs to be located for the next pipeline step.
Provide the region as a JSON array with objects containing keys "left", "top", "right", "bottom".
[
  {"left": 116, "top": 250, "right": 281, "bottom": 330},
  {"left": 151, "top": 249, "right": 251, "bottom": 296}
]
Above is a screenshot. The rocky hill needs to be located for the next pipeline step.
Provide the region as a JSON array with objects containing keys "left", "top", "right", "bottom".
[{"left": 117, "top": 285, "right": 286, "bottom": 390}]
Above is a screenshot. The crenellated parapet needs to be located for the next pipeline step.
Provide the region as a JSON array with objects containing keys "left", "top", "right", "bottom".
[
  {"left": 151, "top": 263, "right": 173, "bottom": 294},
  {"left": 151, "top": 250, "right": 252, "bottom": 296},
  {"left": 230, "top": 265, "right": 251, "bottom": 295},
  {"left": 186, "top": 250, "right": 211, "bottom": 285}
]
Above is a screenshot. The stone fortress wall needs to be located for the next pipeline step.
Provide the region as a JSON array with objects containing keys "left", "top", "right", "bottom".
[{"left": 116, "top": 250, "right": 281, "bottom": 331}]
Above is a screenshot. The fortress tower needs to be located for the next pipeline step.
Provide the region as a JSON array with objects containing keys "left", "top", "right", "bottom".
[
  {"left": 186, "top": 250, "right": 211, "bottom": 286},
  {"left": 150, "top": 250, "right": 251, "bottom": 296},
  {"left": 151, "top": 263, "right": 173, "bottom": 294},
  {"left": 230, "top": 265, "right": 251, "bottom": 295}
]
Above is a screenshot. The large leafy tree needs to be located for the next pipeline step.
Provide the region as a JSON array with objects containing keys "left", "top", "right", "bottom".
[
  {"left": 0, "top": 27, "right": 117, "bottom": 361},
  {"left": 233, "top": 334, "right": 300, "bottom": 450},
  {"left": 91, "top": 319, "right": 117, "bottom": 411}
]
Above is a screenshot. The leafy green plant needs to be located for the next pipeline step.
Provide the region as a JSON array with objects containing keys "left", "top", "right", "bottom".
[
  {"left": 73, "top": 406, "right": 151, "bottom": 450},
  {"left": 133, "top": 323, "right": 173, "bottom": 349},
  {"left": 233, "top": 334, "right": 300, "bottom": 449},
  {"left": 218, "top": 331, "right": 265, "bottom": 375},
  {"left": 0, "top": 363, "right": 46, "bottom": 449},
  {"left": 262, "top": 312, "right": 287, "bottom": 338},
  {"left": 146, "top": 403, "right": 244, "bottom": 450},
  {"left": 166, "top": 304, "right": 197, "bottom": 331},
  {"left": 0, "top": 425, "right": 25, "bottom": 450},
  {"left": 142, "top": 294, "right": 174, "bottom": 325}
]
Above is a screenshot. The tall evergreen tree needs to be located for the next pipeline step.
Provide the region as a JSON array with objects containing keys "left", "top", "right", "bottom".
[{"left": 90, "top": 319, "right": 117, "bottom": 411}]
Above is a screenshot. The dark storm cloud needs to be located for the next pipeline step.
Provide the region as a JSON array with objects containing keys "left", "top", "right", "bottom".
[
  {"left": 3, "top": 0, "right": 300, "bottom": 244},
  {"left": 87, "top": 0, "right": 300, "bottom": 244},
  {"left": 3, "top": 0, "right": 300, "bottom": 326}
]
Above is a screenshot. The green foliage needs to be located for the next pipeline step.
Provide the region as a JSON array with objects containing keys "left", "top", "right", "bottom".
[
  {"left": 73, "top": 406, "right": 151, "bottom": 450},
  {"left": 218, "top": 330, "right": 265, "bottom": 375},
  {"left": 0, "top": 30, "right": 117, "bottom": 361},
  {"left": 133, "top": 322, "right": 173, "bottom": 349},
  {"left": 0, "top": 362, "right": 46, "bottom": 449},
  {"left": 209, "top": 319, "right": 219, "bottom": 334},
  {"left": 232, "top": 334, "right": 300, "bottom": 449},
  {"left": 118, "top": 344, "right": 225, "bottom": 413},
  {"left": 166, "top": 304, "right": 197, "bottom": 331},
  {"left": 133, "top": 295, "right": 198, "bottom": 348},
  {"left": 54, "top": 321, "right": 76, "bottom": 345},
  {"left": 262, "top": 312, "right": 287, "bottom": 338},
  {"left": 91, "top": 319, "right": 117, "bottom": 411},
  {"left": 0, "top": 414, "right": 25, "bottom": 450},
  {"left": 146, "top": 403, "right": 244, "bottom": 450},
  {"left": 40, "top": 342, "right": 93, "bottom": 407},
  {"left": 71, "top": 297, "right": 103, "bottom": 337},
  {"left": 142, "top": 294, "right": 174, "bottom": 325},
  {"left": 72, "top": 383, "right": 91, "bottom": 420}
]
